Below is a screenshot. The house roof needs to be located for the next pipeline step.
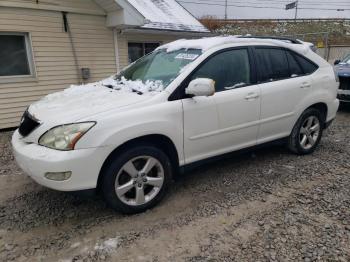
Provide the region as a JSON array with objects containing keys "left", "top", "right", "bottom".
[
  {"left": 126, "top": 0, "right": 209, "bottom": 33},
  {"left": 95, "top": 0, "right": 209, "bottom": 33}
]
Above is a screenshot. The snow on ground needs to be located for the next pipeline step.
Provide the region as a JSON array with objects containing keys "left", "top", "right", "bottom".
[{"left": 94, "top": 237, "right": 119, "bottom": 253}]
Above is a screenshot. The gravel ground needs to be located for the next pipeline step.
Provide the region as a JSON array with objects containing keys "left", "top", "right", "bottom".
[{"left": 0, "top": 108, "right": 349, "bottom": 262}]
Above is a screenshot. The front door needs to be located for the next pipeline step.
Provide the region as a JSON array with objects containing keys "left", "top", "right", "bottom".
[{"left": 182, "top": 48, "right": 261, "bottom": 164}]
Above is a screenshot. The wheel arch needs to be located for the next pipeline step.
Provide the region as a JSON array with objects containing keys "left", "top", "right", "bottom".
[
  {"left": 96, "top": 134, "right": 180, "bottom": 191},
  {"left": 290, "top": 101, "right": 329, "bottom": 137},
  {"left": 306, "top": 102, "right": 328, "bottom": 124}
]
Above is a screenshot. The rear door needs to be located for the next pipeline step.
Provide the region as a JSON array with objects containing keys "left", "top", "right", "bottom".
[{"left": 254, "top": 47, "right": 316, "bottom": 144}]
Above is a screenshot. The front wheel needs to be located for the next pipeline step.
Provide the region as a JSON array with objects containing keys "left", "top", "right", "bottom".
[
  {"left": 101, "top": 145, "right": 172, "bottom": 214},
  {"left": 288, "top": 108, "right": 324, "bottom": 155}
]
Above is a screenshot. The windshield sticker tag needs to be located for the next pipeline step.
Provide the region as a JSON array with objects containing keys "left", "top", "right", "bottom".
[{"left": 175, "top": 53, "right": 199, "bottom": 60}]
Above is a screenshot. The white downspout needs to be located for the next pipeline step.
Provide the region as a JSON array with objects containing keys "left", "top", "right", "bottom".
[{"left": 113, "top": 28, "right": 121, "bottom": 73}]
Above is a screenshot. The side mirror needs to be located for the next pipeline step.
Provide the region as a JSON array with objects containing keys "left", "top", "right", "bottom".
[
  {"left": 334, "top": 59, "right": 341, "bottom": 65},
  {"left": 185, "top": 78, "right": 215, "bottom": 97}
]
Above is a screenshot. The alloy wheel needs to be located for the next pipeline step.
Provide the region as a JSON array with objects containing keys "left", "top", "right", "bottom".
[
  {"left": 114, "top": 156, "right": 165, "bottom": 206},
  {"left": 299, "top": 116, "right": 320, "bottom": 150}
]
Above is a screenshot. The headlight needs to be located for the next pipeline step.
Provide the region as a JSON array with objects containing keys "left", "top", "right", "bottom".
[{"left": 39, "top": 122, "right": 96, "bottom": 150}]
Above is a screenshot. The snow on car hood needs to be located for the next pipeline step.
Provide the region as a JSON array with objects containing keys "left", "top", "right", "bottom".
[{"left": 28, "top": 77, "right": 163, "bottom": 123}]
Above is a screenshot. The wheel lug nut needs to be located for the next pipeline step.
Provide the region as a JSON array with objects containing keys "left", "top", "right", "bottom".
[
  {"left": 138, "top": 184, "right": 142, "bottom": 187},
  {"left": 143, "top": 178, "right": 147, "bottom": 182}
]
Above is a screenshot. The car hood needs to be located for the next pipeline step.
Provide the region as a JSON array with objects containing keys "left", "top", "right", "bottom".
[
  {"left": 28, "top": 84, "right": 152, "bottom": 123},
  {"left": 335, "top": 63, "right": 350, "bottom": 77}
]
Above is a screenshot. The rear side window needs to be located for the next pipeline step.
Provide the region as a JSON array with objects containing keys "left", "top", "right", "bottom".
[
  {"left": 255, "top": 48, "right": 289, "bottom": 82},
  {"left": 294, "top": 53, "right": 318, "bottom": 74}
]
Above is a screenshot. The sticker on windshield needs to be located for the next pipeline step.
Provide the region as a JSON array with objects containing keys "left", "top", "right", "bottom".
[{"left": 175, "top": 53, "right": 199, "bottom": 60}]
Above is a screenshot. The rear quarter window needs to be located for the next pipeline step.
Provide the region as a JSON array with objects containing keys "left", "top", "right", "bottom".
[
  {"left": 286, "top": 51, "right": 303, "bottom": 77},
  {"left": 293, "top": 53, "right": 318, "bottom": 75}
]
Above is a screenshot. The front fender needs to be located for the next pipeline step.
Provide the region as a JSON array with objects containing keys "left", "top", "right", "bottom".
[{"left": 76, "top": 100, "right": 185, "bottom": 165}]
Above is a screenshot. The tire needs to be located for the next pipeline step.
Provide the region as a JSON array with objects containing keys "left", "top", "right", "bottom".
[
  {"left": 101, "top": 145, "right": 172, "bottom": 214},
  {"left": 287, "top": 108, "right": 324, "bottom": 155}
]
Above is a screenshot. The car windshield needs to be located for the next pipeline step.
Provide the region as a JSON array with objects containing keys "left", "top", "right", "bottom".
[
  {"left": 116, "top": 48, "right": 202, "bottom": 89},
  {"left": 341, "top": 54, "right": 350, "bottom": 64}
]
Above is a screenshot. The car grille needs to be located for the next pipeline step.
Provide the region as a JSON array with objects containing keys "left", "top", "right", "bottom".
[
  {"left": 18, "top": 111, "right": 40, "bottom": 137},
  {"left": 339, "top": 76, "right": 350, "bottom": 91}
]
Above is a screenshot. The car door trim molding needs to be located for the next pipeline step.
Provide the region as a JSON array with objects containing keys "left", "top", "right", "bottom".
[
  {"left": 189, "top": 119, "right": 260, "bottom": 140},
  {"left": 259, "top": 111, "right": 295, "bottom": 124},
  {"left": 189, "top": 111, "right": 294, "bottom": 141}
]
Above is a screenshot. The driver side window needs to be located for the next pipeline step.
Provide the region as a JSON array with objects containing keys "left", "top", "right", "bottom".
[{"left": 190, "top": 49, "right": 251, "bottom": 92}]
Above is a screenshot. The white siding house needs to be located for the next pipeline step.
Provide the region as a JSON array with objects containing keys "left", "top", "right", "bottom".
[{"left": 0, "top": 0, "right": 209, "bottom": 129}]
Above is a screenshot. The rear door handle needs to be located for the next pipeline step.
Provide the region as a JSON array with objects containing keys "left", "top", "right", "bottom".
[
  {"left": 300, "top": 82, "right": 311, "bottom": 88},
  {"left": 245, "top": 93, "right": 259, "bottom": 100}
]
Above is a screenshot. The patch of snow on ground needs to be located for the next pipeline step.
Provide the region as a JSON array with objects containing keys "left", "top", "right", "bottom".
[
  {"left": 70, "top": 242, "right": 81, "bottom": 249},
  {"left": 94, "top": 237, "right": 119, "bottom": 253}
]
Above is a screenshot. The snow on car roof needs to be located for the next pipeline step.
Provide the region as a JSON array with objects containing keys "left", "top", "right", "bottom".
[
  {"left": 158, "top": 36, "right": 312, "bottom": 55},
  {"left": 127, "top": 0, "right": 209, "bottom": 33}
]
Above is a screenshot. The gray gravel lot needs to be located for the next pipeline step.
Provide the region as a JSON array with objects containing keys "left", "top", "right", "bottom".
[{"left": 0, "top": 108, "right": 349, "bottom": 261}]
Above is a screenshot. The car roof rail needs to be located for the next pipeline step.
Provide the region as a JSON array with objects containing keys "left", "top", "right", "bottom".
[{"left": 238, "top": 36, "right": 303, "bottom": 44}]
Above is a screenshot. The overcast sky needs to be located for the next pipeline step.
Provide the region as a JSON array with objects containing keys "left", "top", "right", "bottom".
[{"left": 179, "top": 0, "right": 350, "bottom": 19}]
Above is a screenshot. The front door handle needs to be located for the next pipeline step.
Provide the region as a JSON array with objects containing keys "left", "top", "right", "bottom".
[
  {"left": 300, "top": 82, "right": 311, "bottom": 88},
  {"left": 245, "top": 93, "right": 259, "bottom": 100}
]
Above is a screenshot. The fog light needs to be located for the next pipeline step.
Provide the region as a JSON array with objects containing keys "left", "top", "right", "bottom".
[{"left": 44, "top": 171, "right": 72, "bottom": 181}]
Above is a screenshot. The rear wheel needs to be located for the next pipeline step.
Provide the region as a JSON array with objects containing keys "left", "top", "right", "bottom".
[
  {"left": 288, "top": 108, "right": 324, "bottom": 155},
  {"left": 101, "top": 145, "right": 172, "bottom": 214}
]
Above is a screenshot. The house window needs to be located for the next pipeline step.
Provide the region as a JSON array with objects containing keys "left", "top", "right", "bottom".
[
  {"left": 128, "top": 42, "right": 160, "bottom": 63},
  {"left": 0, "top": 33, "right": 35, "bottom": 81}
]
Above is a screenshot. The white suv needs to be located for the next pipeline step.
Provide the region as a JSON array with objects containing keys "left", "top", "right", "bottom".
[{"left": 12, "top": 36, "right": 339, "bottom": 213}]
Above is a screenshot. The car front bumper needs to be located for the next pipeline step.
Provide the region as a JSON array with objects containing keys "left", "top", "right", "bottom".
[
  {"left": 338, "top": 89, "right": 350, "bottom": 103},
  {"left": 338, "top": 76, "right": 350, "bottom": 102},
  {"left": 12, "top": 130, "right": 111, "bottom": 191}
]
